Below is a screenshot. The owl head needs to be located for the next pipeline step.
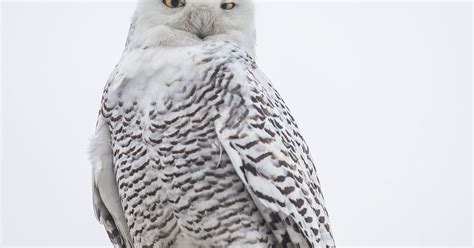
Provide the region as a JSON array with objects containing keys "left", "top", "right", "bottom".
[{"left": 129, "top": 0, "right": 256, "bottom": 57}]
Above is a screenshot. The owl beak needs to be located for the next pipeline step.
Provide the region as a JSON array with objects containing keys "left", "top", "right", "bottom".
[
  {"left": 188, "top": 8, "right": 214, "bottom": 40},
  {"left": 196, "top": 32, "right": 207, "bottom": 40}
]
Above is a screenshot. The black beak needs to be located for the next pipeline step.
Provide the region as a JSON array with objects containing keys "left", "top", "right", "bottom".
[{"left": 196, "top": 33, "right": 206, "bottom": 40}]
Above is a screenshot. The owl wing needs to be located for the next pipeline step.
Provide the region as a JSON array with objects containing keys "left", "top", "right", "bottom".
[
  {"left": 90, "top": 103, "right": 133, "bottom": 247},
  {"left": 215, "top": 67, "right": 335, "bottom": 247}
]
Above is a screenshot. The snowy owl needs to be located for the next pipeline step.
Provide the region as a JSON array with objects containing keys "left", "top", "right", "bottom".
[{"left": 89, "top": 0, "right": 335, "bottom": 247}]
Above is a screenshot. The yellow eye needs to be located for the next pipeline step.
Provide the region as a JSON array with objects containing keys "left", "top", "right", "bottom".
[
  {"left": 163, "top": 0, "right": 185, "bottom": 8},
  {"left": 221, "top": 2, "right": 236, "bottom": 10}
]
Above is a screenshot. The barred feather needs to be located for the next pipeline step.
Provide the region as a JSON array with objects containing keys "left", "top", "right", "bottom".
[{"left": 91, "top": 40, "right": 334, "bottom": 247}]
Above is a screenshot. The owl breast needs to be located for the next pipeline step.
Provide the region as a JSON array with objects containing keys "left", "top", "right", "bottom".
[{"left": 100, "top": 42, "right": 276, "bottom": 247}]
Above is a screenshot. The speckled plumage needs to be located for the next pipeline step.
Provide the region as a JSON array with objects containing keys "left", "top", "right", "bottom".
[{"left": 90, "top": 1, "right": 335, "bottom": 248}]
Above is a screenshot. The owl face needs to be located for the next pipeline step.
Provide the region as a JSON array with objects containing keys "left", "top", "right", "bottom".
[{"left": 136, "top": 0, "right": 255, "bottom": 41}]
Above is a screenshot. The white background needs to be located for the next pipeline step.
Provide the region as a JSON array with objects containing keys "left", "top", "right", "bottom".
[{"left": 1, "top": 0, "right": 472, "bottom": 247}]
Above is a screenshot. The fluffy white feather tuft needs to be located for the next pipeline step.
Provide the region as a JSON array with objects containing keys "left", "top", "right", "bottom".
[{"left": 127, "top": 0, "right": 257, "bottom": 57}]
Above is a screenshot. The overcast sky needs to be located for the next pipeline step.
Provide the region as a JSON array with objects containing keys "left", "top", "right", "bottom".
[{"left": 1, "top": 1, "right": 472, "bottom": 247}]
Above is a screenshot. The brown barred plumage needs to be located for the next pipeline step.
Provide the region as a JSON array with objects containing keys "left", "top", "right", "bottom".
[{"left": 91, "top": 41, "right": 334, "bottom": 247}]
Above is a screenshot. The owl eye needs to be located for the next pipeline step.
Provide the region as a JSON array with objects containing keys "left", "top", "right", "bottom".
[
  {"left": 221, "top": 2, "right": 236, "bottom": 10},
  {"left": 163, "top": 0, "right": 185, "bottom": 8}
]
